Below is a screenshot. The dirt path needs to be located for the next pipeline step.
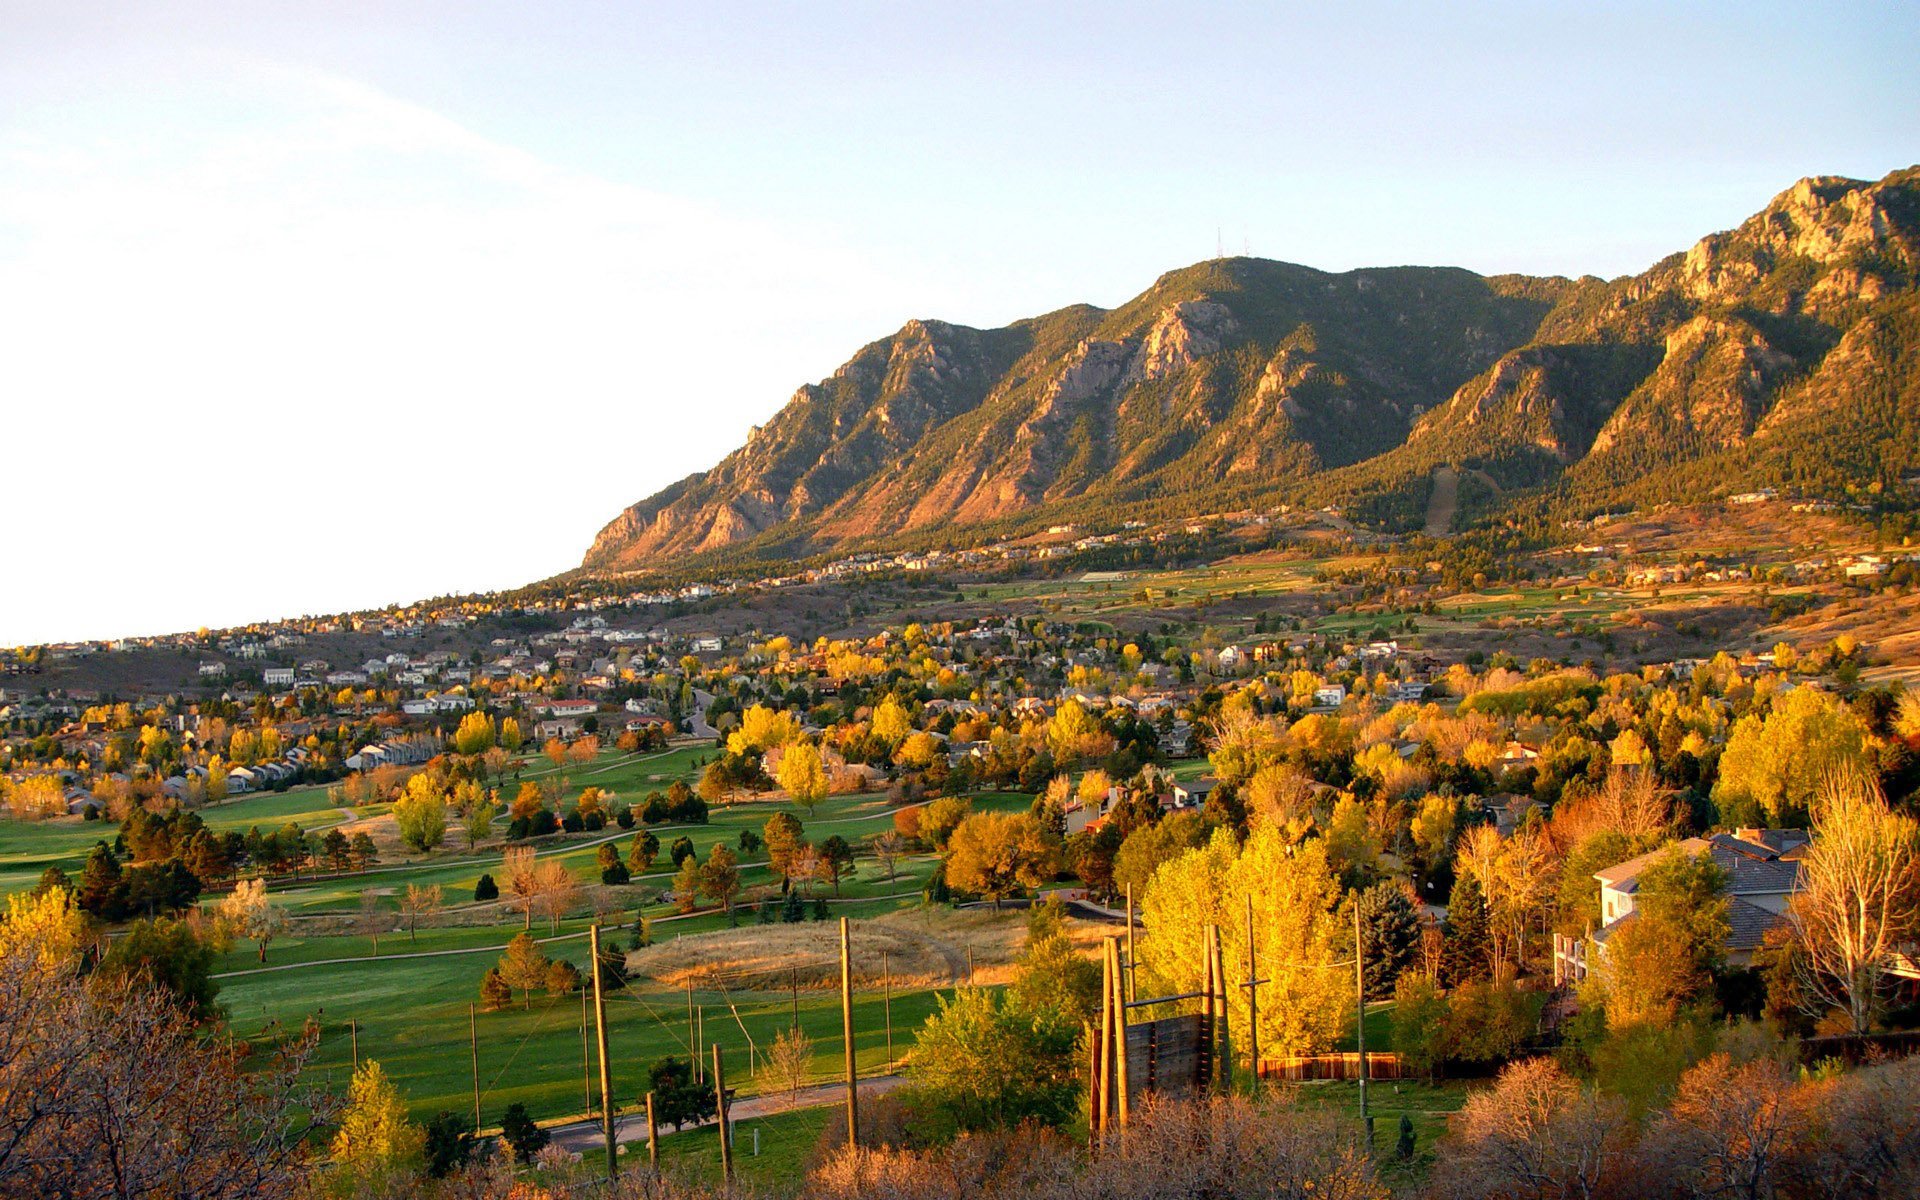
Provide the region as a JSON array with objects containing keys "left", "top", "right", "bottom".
[
  {"left": 548, "top": 1074, "right": 909, "bottom": 1153},
  {"left": 1424, "top": 466, "right": 1459, "bottom": 538}
]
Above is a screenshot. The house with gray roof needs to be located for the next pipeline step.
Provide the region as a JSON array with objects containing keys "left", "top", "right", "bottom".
[{"left": 1583, "top": 828, "right": 1809, "bottom": 972}]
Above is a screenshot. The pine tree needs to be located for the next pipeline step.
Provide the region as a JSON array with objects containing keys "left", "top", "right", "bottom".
[
  {"left": 1442, "top": 872, "right": 1492, "bottom": 987},
  {"left": 1356, "top": 882, "right": 1423, "bottom": 1000}
]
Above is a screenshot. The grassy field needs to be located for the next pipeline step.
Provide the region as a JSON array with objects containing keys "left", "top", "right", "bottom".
[{"left": 221, "top": 911, "right": 974, "bottom": 1132}]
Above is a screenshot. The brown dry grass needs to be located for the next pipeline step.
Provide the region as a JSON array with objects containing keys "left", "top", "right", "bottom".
[{"left": 625, "top": 904, "right": 1108, "bottom": 992}]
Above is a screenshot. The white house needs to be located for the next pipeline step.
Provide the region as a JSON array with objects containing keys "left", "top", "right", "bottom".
[
  {"left": 1313, "top": 684, "right": 1347, "bottom": 708},
  {"left": 263, "top": 667, "right": 295, "bottom": 687}
]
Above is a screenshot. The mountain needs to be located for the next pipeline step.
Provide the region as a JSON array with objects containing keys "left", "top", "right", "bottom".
[{"left": 586, "top": 166, "right": 1920, "bottom": 572}]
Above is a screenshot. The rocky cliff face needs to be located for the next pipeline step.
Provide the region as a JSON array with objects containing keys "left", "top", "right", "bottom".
[{"left": 586, "top": 166, "right": 1920, "bottom": 570}]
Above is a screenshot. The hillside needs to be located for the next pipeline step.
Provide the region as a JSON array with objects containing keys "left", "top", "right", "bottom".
[{"left": 586, "top": 166, "right": 1920, "bottom": 572}]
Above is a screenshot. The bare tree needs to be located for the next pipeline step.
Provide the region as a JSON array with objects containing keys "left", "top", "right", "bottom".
[
  {"left": 871, "top": 832, "right": 906, "bottom": 882},
  {"left": 1639, "top": 1053, "right": 1799, "bottom": 1199},
  {"left": 503, "top": 845, "right": 541, "bottom": 930},
  {"left": 0, "top": 940, "right": 333, "bottom": 1199},
  {"left": 756, "top": 1025, "right": 815, "bottom": 1101},
  {"left": 1791, "top": 768, "right": 1920, "bottom": 1032},
  {"left": 533, "top": 860, "right": 580, "bottom": 934},
  {"left": 357, "top": 889, "right": 388, "bottom": 954},
  {"left": 1430, "top": 1057, "right": 1636, "bottom": 1200},
  {"left": 398, "top": 883, "right": 443, "bottom": 943}
]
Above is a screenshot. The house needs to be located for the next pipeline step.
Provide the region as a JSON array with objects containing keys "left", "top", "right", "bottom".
[
  {"left": 263, "top": 667, "right": 295, "bottom": 687},
  {"left": 1171, "top": 776, "right": 1218, "bottom": 809},
  {"left": 540, "top": 699, "right": 599, "bottom": 719},
  {"left": 1313, "top": 684, "right": 1347, "bottom": 708},
  {"left": 198, "top": 662, "right": 227, "bottom": 677},
  {"left": 1566, "top": 829, "right": 1810, "bottom": 980}
]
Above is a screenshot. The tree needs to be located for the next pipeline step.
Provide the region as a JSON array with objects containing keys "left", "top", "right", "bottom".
[
  {"left": 0, "top": 933, "right": 331, "bottom": 1199},
  {"left": 357, "top": 888, "right": 388, "bottom": 954},
  {"left": 329, "top": 1060, "right": 424, "bottom": 1190},
  {"left": 1431, "top": 1058, "right": 1632, "bottom": 1200},
  {"left": 1140, "top": 826, "right": 1350, "bottom": 1057},
  {"left": 915, "top": 795, "right": 972, "bottom": 851},
  {"left": 870, "top": 696, "right": 913, "bottom": 746},
  {"left": 1354, "top": 882, "right": 1423, "bottom": 1001},
  {"left": 645, "top": 1056, "right": 716, "bottom": 1130},
  {"left": 726, "top": 704, "right": 802, "bottom": 757},
  {"left": 421, "top": 1110, "right": 476, "bottom": 1179},
  {"left": 777, "top": 740, "right": 829, "bottom": 813},
  {"left": 474, "top": 872, "right": 499, "bottom": 902},
  {"left": 764, "top": 813, "right": 806, "bottom": 878},
  {"left": 629, "top": 829, "right": 660, "bottom": 874},
  {"left": 398, "top": 883, "right": 443, "bottom": 943},
  {"left": 464, "top": 798, "right": 497, "bottom": 849},
  {"left": 545, "top": 958, "right": 583, "bottom": 996},
  {"left": 1598, "top": 847, "right": 1729, "bottom": 1029},
  {"left": 96, "top": 918, "right": 218, "bottom": 1019},
  {"left": 217, "top": 877, "right": 284, "bottom": 963},
  {"left": 1790, "top": 768, "right": 1920, "bottom": 1033},
  {"left": 349, "top": 832, "right": 378, "bottom": 870},
  {"left": 532, "top": 860, "right": 579, "bottom": 934},
  {"left": 669, "top": 835, "right": 697, "bottom": 868},
  {"left": 699, "top": 843, "right": 743, "bottom": 915},
  {"left": 498, "top": 932, "right": 550, "bottom": 1009},
  {"left": 944, "top": 811, "right": 1059, "bottom": 908},
  {"left": 479, "top": 966, "right": 513, "bottom": 1011},
  {"left": 1442, "top": 871, "right": 1493, "bottom": 986},
  {"left": 1009, "top": 895, "right": 1100, "bottom": 1026},
  {"left": 1713, "top": 688, "right": 1872, "bottom": 826},
  {"left": 1390, "top": 971, "right": 1450, "bottom": 1079},
  {"left": 453, "top": 712, "right": 497, "bottom": 756},
  {"left": 503, "top": 845, "right": 541, "bottom": 930},
  {"left": 498, "top": 1102, "right": 549, "bottom": 1162},
  {"left": 1111, "top": 810, "right": 1208, "bottom": 901},
  {"left": 904, "top": 987, "right": 1081, "bottom": 1132},
  {"left": 818, "top": 834, "right": 855, "bottom": 896},
  {"left": 0, "top": 886, "right": 91, "bottom": 976},
  {"left": 871, "top": 831, "right": 906, "bottom": 881},
  {"left": 757, "top": 1025, "right": 814, "bottom": 1100},
  {"left": 393, "top": 776, "right": 448, "bottom": 852},
  {"left": 673, "top": 857, "right": 702, "bottom": 914}
]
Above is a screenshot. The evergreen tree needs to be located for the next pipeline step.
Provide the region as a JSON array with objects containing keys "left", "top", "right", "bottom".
[
  {"left": 422, "top": 1110, "right": 476, "bottom": 1179},
  {"left": 1442, "top": 872, "right": 1492, "bottom": 987},
  {"left": 498, "top": 1102, "right": 549, "bottom": 1162},
  {"left": 1356, "top": 882, "right": 1423, "bottom": 1000},
  {"left": 473, "top": 873, "right": 499, "bottom": 902}
]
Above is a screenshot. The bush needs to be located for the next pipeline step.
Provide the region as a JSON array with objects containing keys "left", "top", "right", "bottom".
[{"left": 474, "top": 873, "right": 499, "bottom": 902}]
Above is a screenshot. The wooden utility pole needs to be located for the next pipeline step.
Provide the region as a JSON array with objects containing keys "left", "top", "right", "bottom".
[
  {"left": 468, "top": 1003, "right": 481, "bottom": 1134},
  {"left": 1125, "top": 884, "right": 1137, "bottom": 1003},
  {"left": 582, "top": 987, "right": 592, "bottom": 1117},
  {"left": 1094, "top": 945, "right": 1114, "bottom": 1137},
  {"left": 1243, "top": 894, "right": 1266, "bottom": 1085},
  {"left": 1354, "top": 904, "right": 1371, "bottom": 1144},
  {"left": 645, "top": 1090, "right": 659, "bottom": 1173},
  {"left": 695, "top": 1006, "right": 705, "bottom": 1084},
  {"left": 712, "top": 1043, "right": 733, "bottom": 1183},
  {"left": 1210, "top": 924, "right": 1231, "bottom": 1093},
  {"left": 590, "top": 923, "right": 617, "bottom": 1181},
  {"left": 839, "top": 917, "right": 859, "bottom": 1150},
  {"left": 1108, "top": 937, "right": 1130, "bottom": 1128}
]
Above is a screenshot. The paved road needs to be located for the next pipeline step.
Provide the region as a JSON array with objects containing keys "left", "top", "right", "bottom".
[{"left": 549, "top": 1074, "right": 908, "bottom": 1153}]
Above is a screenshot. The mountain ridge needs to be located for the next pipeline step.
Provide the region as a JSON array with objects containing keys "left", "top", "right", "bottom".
[{"left": 586, "top": 166, "right": 1920, "bottom": 573}]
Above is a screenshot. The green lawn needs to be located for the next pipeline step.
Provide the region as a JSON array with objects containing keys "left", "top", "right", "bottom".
[{"left": 221, "top": 928, "right": 955, "bottom": 1133}]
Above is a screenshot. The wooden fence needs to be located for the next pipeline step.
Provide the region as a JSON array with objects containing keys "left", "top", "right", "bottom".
[{"left": 1257, "top": 1052, "right": 1404, "bottom": 1082}]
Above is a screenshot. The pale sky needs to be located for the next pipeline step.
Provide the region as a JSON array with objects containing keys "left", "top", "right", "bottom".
[{"left": 2, "top": 2, "right": 1915, "bottom": 646}]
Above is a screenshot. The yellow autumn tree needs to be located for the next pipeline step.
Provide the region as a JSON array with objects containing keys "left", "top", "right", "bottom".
[
  {"left": 329, "top": 1060, "right": 424, "bottom": 1188},
  {"left": 1713, "top": 687, "right": 1871, "bottom": 825},
  {"left": 0, "top": 886, "right": 91, "bottom": 976},
  {"left": 870, "top": 696, "right": 913, "bottom": 746},
  {"left": 776, "top": 740, "right": 829, "bottom": 812},
  {"left": 727, "top": 705, "right": 803, "bottom": 757},
  {"left": 1139, "top": 826, "right": 1350, "bottom": 1056}
]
